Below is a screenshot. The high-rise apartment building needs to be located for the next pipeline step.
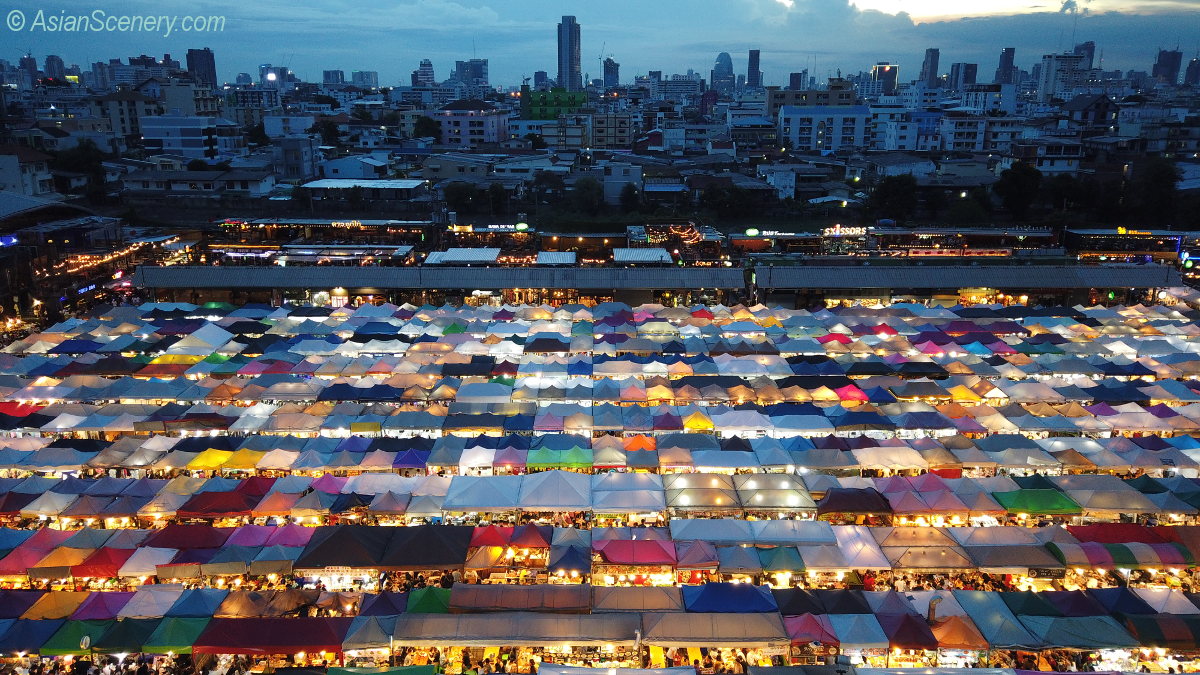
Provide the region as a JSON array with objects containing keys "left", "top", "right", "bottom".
[
  {"left": 557, "top": 16, "right": 582, "bottom": 91},
  {"left": 186, "top": 48, "right": 218, "bottom": 88},
  {"left": 919, "top": 48, "right": 941, "bottom": 88}
]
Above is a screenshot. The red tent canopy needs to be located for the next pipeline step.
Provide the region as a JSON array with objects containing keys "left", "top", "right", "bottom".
[
  {"left": 71, "top": 547, "right": 136, "bottom": 579},
  {"left": 176, "top": 492, "right": 262, "bottom": 519},
  {"left": 1067, "top": 524, "right": 1169, "bottom": 545},
  {"left": 192, "top": 617, "right": 352, "bottom": 655},
  {"left": 594, "top": 539, "right": 677, "bottom": 565},
  {"left": 509, "top": 524, "right": 553, "bottom": 548},
  {"left": 876, "top": 612, "right": 939, "bottom": 650},
  {"left": 142, "top": 524, "right": 233, "bottom": 549},
  {"left": 470, "top": 525, "right": 514, "bottom": 548},
  {"left": 783, "top": 613, "right": 839, "bottom": 646}
]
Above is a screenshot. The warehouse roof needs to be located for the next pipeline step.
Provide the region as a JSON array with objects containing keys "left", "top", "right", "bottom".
[
  {"left": 134, "top": 265, "right": 746, "bottom": 290},
  {"left": 425, "top": 248, "right": 501, "bottom": 265},
  {"left": 536, "top": 252, "right": 577, "bottom": 265},
  {"left": 755, "top": 264, "right": 1182, "bottom": 290},
  {"left": 613, "top": 248, "right": 673, "bottom": 264}
]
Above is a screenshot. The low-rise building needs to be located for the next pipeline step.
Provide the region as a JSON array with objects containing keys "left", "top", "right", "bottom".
[
  {"left": 778, "top": 105, "right": 871, "bottom": 152},
  {"left": 121, "top": 169, "right": 276, "bottom": 198},
  {"left": 435, "top": 99, "right": 509, "bottom": 148},
  {"left": 138, "top": 114, "right": 247, "bottom": 160},
  {"left": 0, "top": 145, "right": 56, "bottom": 197}
]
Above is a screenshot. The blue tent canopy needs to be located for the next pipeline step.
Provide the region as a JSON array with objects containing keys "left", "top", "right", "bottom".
[{"left": 681, "top": 582, "right": 778, "bottom": 613}]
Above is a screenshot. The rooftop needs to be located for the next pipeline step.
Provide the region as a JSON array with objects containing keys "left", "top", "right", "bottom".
[{"left": 300, "top": 178, "right": 426, "bottom": 189}]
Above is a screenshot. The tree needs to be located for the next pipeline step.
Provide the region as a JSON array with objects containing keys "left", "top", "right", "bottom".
[
  {"left": 50, "top": 138, "right": 108, "bottom": 203},
  {"left": 308, "top": 119, "right": 341, "bottom": 146},
  {"left": 1127, "top": 157, "right": 1182, "bottom": 227},
  {"left": 351, "top": 108, "right": 373, "bottom": 122},
  {"left": 923, "top": 189, "right": 948, "bottom": 220},
  {"left": 1043, "top": 174, "right": 1080, "bottom": 212},
  {"left": 570, "top": 177, "right": 605, "bottom": 215},
  {"left": 186, "top": 159, "right": 211, "bottom": 172},
  {"left": 413, "top": 116, "right": 441, "bottom": 139},
  {"left": 867, "top": 174, "right": 919, "bottom": 221},
  {"left": 993, "top": 161, "right": 1042, "bottom": 219},
  {"left": 524, "top": 133, "right": 548, "bottom": 150},
  {"left": 444, "top": 181, "right": 480, "bottom": 214},
  {"left": 619, "top": 183, "right": 641, "bottom": 213},
  {"left": 531, "top": 170, "right": 565, "bottom": 203},
  {"left": 487, "top": 182, "right": 508, "bottom": 216},
  {"left": 312, "top": 94, "right": 341, "bottom": 110},
  {"left": 246, "top": 122, "right": 269, "bottom": 146},
  {"left": 946, "top": 198, "right": 989, "bottom": 224}
]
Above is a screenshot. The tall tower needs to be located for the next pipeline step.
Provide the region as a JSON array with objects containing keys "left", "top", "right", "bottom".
[
  {"left": 602, "top": 57, "right": 620, "bottom": 88},
  {"left": 186, "top": 48, "right": 218, "bottom": 88},
  {"left": 557, "top": 16, "right": 582, "bottom": 91},
  {"left": 1153, "top": 49, "right": 1183, "bottom": 84},
  {"left": 1185, "top": 58, "right": 1200, "bottom": 87},
  {"left": 711, "top": 52, "right": 735, "bottom": 95},
  {"left": 995, "top": 47, "right": 1016, "bottom": 84},
  {"left": 871, "top": 62, "right": 899, "bottom": 95},
  {"left": 747, "top": 49, "right": 762, "bottom": 88},
  {"left": 1072, "top": 41, "right": 1096, "bottom": 70},
  {"left": 919, "top": 48, "right": 941, "bottom": 88}
]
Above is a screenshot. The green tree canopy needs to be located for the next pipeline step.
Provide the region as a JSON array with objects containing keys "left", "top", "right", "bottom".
[
  {"left": 867, "top": 174, "right": 919, "bottom": 221},
  {"left": 570, "top": 177, "right": 605, "bottom": 215},
  {"left": 414, "top": 116, "right": 441, "bottom": 139},
  {"left": 993, "top": 161, "right": 1042, "bottom": 219}
]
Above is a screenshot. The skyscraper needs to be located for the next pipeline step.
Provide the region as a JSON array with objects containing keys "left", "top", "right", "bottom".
[
  {"left": 1153, "top": 49, "right": 1183, "bottom": 84},
  {"left": 994, "top": 47, "right": 1016, "bottom": 84},
  {"left": 711, "top": 52, "right": 735, "bottom": 95},
  {"left": 412, "top": 59, "right": 435, "bottom": 87},
  {"left": 351, "top": 71, "right": 379, "bottom": 88},
  {"left": 1072, "top": 41, "right": 1096, "bottom": 70},
  {"left": 454, "top": 59, "right": 489, "bottom": 86},
  {"left": 1038, "top": 53, "right": 1085, "bottom": 102},
  {"left": 788, "top": 71, "right": 808, "bottom": 90},
  {"left": 747, "top": 49, "right": 762, "bottom": 88},
  {"left": 18, "top": 54, "right": 38, "bottom": 77},
  {"left": 948, "top": 63, "right": 978, "bottom": 91},
  {"left": 43, "top": 55, "right": 66, "bottom": 80},
  {"left": 919, "top": 48, "right": 941, "bottom": 88},
  {"left": 602, "top": 57, "right": 620, "bottom": 88},
  {"left": 323, "top": 70, "right": 345, "bottom": 85},
  {"left": 186, "top": 48, "right": 218, "bottom": 88},
  {"left": 557, "top": 16, "right": 582, "bottom": 91},
  {"left": 1185, "top": 58, "right": 1200, "bottom": 87},
  {"left": 533, "top": 71, "right": 549, "bottom": 90},
  {"left": 871, "top": 62, "right": 899, "bottom": 96}
]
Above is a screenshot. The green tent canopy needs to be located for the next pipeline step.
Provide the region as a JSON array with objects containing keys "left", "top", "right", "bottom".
[
  {"left": 142, "top": 617, "right": 211, "bottom": 654},
  {"left": 40, "top": 620, "right": 114, "bottom": 656},
  {"left": 405, "top": 587, "right": 451, "bottom": 614},
  {"left": 93, "top": 618, "right": 161, "bottom": 654},
  {"left": 991, "top": 489, "right": 1082, "bottom": 516},
  {"left": 758, "top": 546, "right": 804, "bottom": 572}
]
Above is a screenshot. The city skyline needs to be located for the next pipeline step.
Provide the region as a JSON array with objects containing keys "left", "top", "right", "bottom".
[{"left": 8, "top": 0, "right": 1200, "bottom": 88}]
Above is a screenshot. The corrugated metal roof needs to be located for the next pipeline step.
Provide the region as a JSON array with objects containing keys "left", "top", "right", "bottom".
[
  {"left": 134, "top": 266, "right": 745, "bottom": 290},
  {"left": 613, "top": 248, "right": 673, "bottom": 264},
  {"left": 756, "top": 264, "right": 1182, "bottom": 290},
  {"left": 536, "top": 252, "right": 577, "bottom": 265},
  {"left": 300, "top": 178, "right": 425, "bottom": 189},
  {"left": 426, "top": 248, "right": 501, "bottom": 265}
]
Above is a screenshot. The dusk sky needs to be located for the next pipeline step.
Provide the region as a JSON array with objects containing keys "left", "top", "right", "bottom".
[{"left": 12, "top": 0, "right": 1200, "bottom": 86}]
